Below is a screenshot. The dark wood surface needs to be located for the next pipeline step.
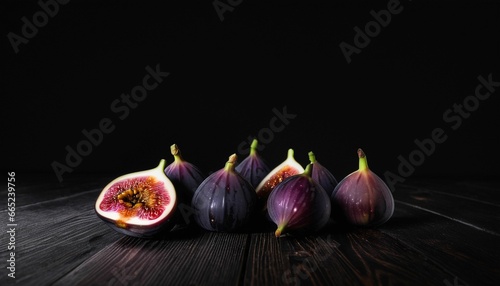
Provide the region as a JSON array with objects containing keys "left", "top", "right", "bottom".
[{"left": 1, "top": 173, "right": 499, "bottom": 286}]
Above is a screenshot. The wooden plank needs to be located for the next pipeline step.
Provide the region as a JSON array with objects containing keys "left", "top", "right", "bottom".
[
  {"left": 393, "top": 185, "right": 500, "bottom": 235},
  {"left": 244, "top": 222, "right": 456, "bottom": 286},
  {"left": 0, "top": 186, "right": 123, "bottom": 286},
  {"left": 380, "top": 201, "right": 500, "bottom": 286},
  {"left": 53, "top": 229, "right": 250, "bottom": 286},
  {"left": 2, "top": 176, "right": 499, "bottom": 286},
  {"left": 398, "top": 178, "right": 500, "bottom": 205}
]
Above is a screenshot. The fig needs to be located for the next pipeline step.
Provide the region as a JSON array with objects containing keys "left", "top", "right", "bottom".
[
  {"left": 330, "top": 148, "right": 395, "bottom": 227},
  {"left": 191, "top": 154, "right": 257, "bottom": 232},
  {"left": 95, "top": 159, "right": 177, "bottom": 238},
  {"left": 234, "top": 138, "right": 271, "bottom": 188},
  {"left": 255, "top": 148, "right": 305, "bottom": 211},
  {"left": 164, "top": 143, "right": 206, "bottom": 206},
  {"left": 308, "top": 151, "right": 338, "bottom": 197},
  {"left": 267, "top": 163, "right": 331, "bottom": 237}
]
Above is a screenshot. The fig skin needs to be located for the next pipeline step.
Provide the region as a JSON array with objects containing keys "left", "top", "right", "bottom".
[
  {"left": 308, "top": 151, "right": 338, "bottom": 197},
  {"left": 330, "top": 148, "right": 395, "bottom": 227},
  {"left": 95, "top": 159, "right": 178, "bottom": 238},
  {"left": 254, "top": 148, "right": 305, "bottom": 212},
  {"left": 235, "top": 138, "right": 271, "bottom": 188},
  {"left": 267, "top": 163, "right": 331, "bottom": 237},
  {"left": 164, "top": 143, "right": 206, "bottom": 209},
  {"left": 191, "top": 154, "right": 258, "bottom": 232}
]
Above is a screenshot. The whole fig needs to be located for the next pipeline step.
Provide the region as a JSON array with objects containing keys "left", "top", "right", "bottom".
[
  {"left": 267, "top": 163, "right": 331, "bottom": 237},
  {"left": 235, "top": 138, "right": 271, "bottom": 188},
  {"left": 308, "top": 151, "right": 338, "bottom": 197},
  {"left": 164, "top": 144, "right": 206, "bottom": 206},
  {"left": 191, "top": 154, "right": 257, "bottom": 232},
  {"left": 330, "top": 148, "right": 394, "bottom": 227}
]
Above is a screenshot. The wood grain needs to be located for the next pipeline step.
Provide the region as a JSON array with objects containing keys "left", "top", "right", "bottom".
[
  {"left": 54, "top": 229, "right": 250, "bottom": 286},
  {"left": 0, "top": 185, "right": 122, "bottom": 286},
  {"left": 1, "top": 176, "right": 499, "bottom": 286},
  {"left": 380, "top": 201, "right": 500, "bottom": 286}
]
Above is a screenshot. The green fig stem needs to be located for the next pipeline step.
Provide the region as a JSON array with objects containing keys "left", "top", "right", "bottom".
[
  {"left": 275, "top": 224, "right": 286, "bottom": 237},
  {"left": 170, "top": 144, "right": 183, "bottom": 163},
  {"left": 287, "top": 148, "right": 295, "bottom": 160},
  {"left": 303, "top": 163, "right": 313, "bottom": 177},
  {"left": 250, "top": 138, "right": 259, "bottom": 156},
  {"left": 308, "top": 151, "right": 317, "bottom": 164},
  {"left": 358, "top": 148, "right": 369, "bottom": 171},
  {"left": 225, "top": 154, "right": 238, "bottom": 171},
  {"left": 157, "top": 159, "right": 167, "bottom": 170}
]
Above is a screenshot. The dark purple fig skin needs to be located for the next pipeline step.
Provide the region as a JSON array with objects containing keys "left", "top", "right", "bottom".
[
  {"left": 267, "top": 163, "right": 331, "bottom": 237},
  {"left": 308, "top": 151, "right": 338, "bottom": 197},
  {"left": 330, "top": 148, "right": 394, "bottom": 227},
  {"left": 191, "top": 154, "right": 257, "bottom": 232},
  {"left": 164, "top": 144, "right": 206, "bottom": 205},
  {"left": 235, "top": 138, "right": 271, "bottom": 188}
]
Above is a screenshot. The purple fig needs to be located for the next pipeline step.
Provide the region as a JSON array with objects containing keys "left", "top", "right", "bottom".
[
  {"left": 330, "top": 148, "right": 394, "bottom": 227},
  {"left": 267, "top": 163, "right": 331, "bottom": 237},
  {"left": 191, "top": 154, "right": 257, "bottom": 232},
  {"left": 95, "top": 159, "right": 178, "bottom": 238},
  {"left": 164, "top": 143, "right": 206, "bottom": 205},
  {"left": 308, "top": 151, "right": 338, "bottom": 197},
  {"left": 235, "top": 138, "right": 271, "bottom": 188}
]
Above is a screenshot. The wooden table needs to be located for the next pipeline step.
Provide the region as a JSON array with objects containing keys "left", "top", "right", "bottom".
[{"left": 1, "top": 173, "right": 499, "bottom": 286}]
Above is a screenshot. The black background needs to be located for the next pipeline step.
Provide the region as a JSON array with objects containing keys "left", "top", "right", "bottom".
[{"left": 2, "top": 0, "right": 500, "bottom": 187}]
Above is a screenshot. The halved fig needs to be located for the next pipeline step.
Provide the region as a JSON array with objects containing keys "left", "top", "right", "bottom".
[
  {"left": 95, "top": 159, "right": 177, "bottom": 238},
  {"left": 255, "top": 148, "right": 305, "bottom": 211}
]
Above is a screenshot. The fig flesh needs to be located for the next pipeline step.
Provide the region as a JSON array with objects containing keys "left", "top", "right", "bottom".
[
  {"left": 267, "top": 163, "right": 331, "bottom": 237},
  {"left": 330, "top": 148, "right": 394, "bottom": 227},
  {"left": 95, "top": 159, "right": 177, "bottom": 238},
  {"left": 191, "top": 154, "right": 257, "bottom": 232},
  {"left": 254, "top": 148, "right": 305, "bottom": 211},
  {"left": 308, "top": 151, "right": 338, "bottom": 197},
  {"left": 235, "top": 138, "right": 271, "bottom": 188}
]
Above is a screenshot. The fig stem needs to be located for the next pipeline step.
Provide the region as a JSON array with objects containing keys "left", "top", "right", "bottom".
[
  {"left": 357, "top": 148, "right": 369, "bottom": 171},
  {"left": 287, "top": 148, "right": 295, "bottom": 160},
  {"left": 250, "top": 139, "right": 259, "bottom": 156},
  {"left": 303, "top": 163, "right": 313, "bottom": 177},
  {"left": 170, "top": 144, "right": 183, "bottom": 163},
  {"left": 275, "top": 224, "right": 286, "bottom": 237},
  {"left": 308, "top": 151, "right": 317, "bottom": 164},
  {"left": 157, "top": 159, "right": 167, "bottom": 170},
  {"left": 225, "top": 154, "right": 238, "bottom": 171}
]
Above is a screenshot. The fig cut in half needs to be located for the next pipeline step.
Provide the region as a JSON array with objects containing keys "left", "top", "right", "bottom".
[
  {"left": 95, "top": 159, "right": 177, "bottom": 238},
  {"left": 255, "top": 148, "right": 305, "bottom": 211}
]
